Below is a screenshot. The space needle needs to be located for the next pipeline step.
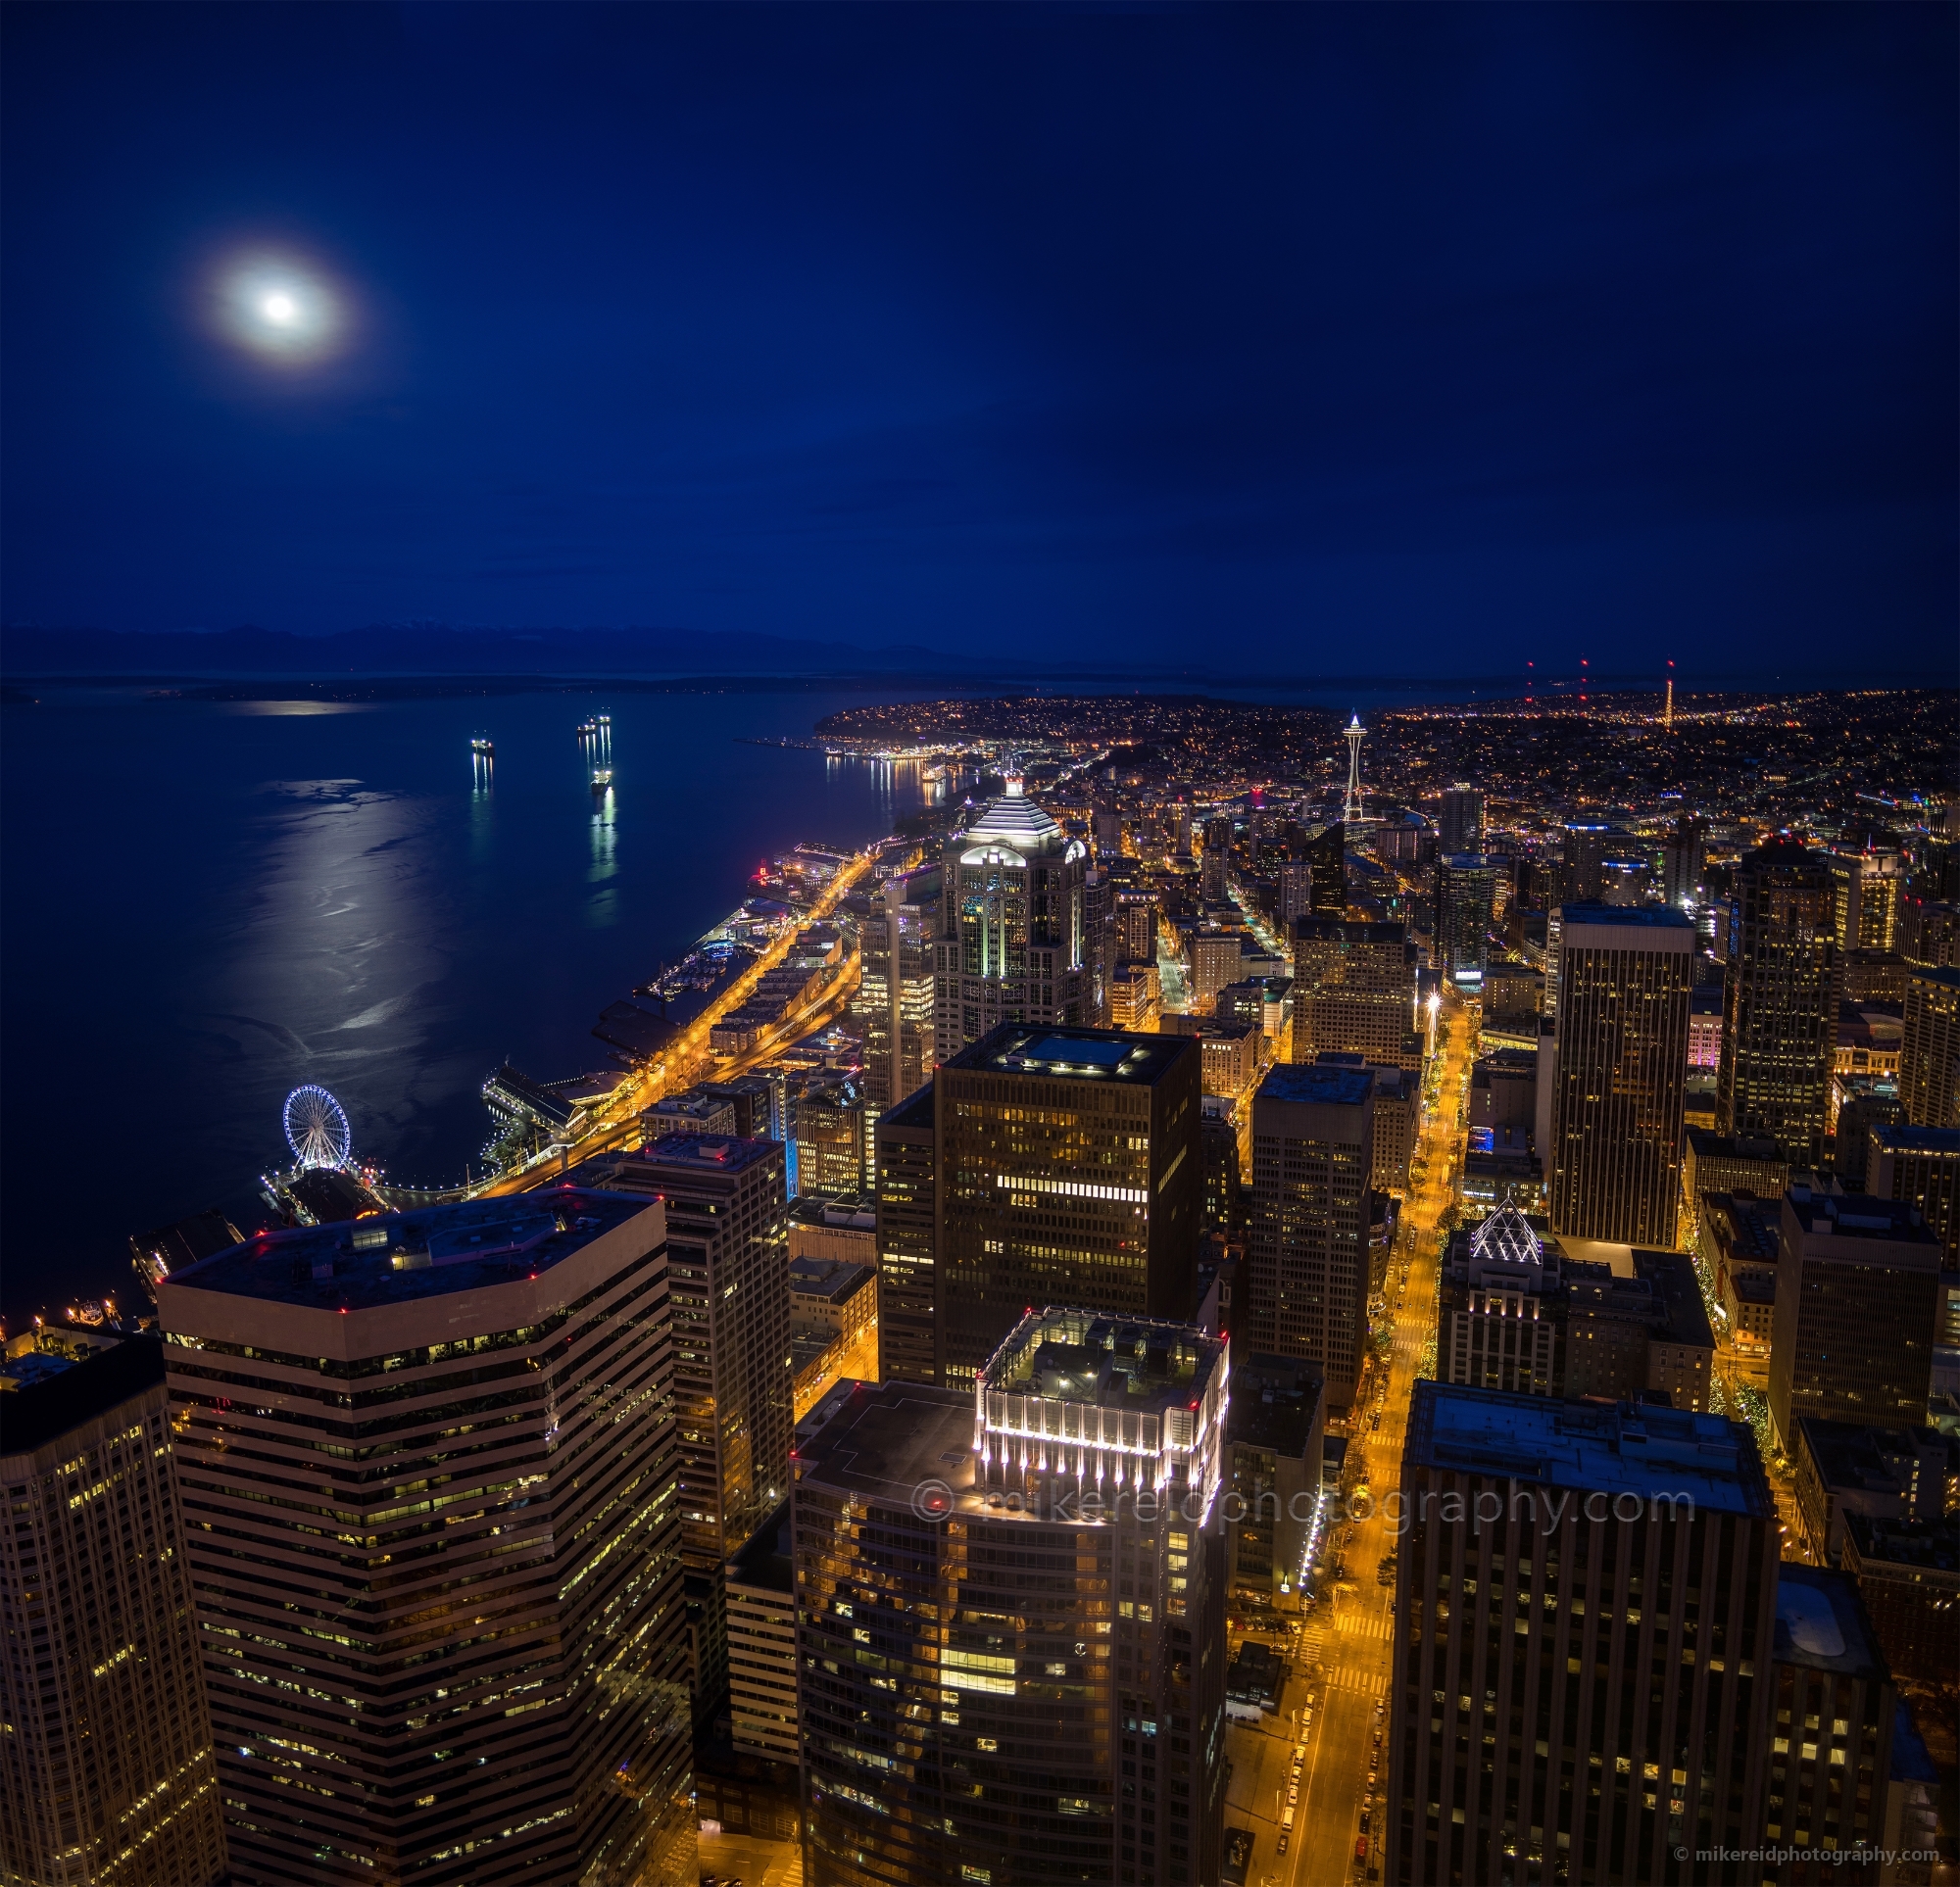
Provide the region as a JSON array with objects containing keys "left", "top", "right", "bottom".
[{"left": 1342, "top": 713, "right": 1367, "bottom": 826}]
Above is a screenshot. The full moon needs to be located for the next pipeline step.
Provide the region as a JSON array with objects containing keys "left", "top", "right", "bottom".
[{"left": 214, "top": 253, "right": 347, "bottom": 364}]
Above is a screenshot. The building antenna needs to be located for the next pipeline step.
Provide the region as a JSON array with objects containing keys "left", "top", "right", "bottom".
[{"left": 1664, "top": 658, "right": 1674, "bottom": 732}]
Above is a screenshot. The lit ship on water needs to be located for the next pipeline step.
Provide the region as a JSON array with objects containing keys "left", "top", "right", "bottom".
[{"left": 469, "top": 735, "right": 494, "bottom": 755}]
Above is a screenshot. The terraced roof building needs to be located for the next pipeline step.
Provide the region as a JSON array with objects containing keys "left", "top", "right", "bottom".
[
  {"left": 157, "top": 1188, "right": 695, "bottom": 1887},
  {"left": 934, "top": 1023, "right": 1204, "bottom": 1385},
  {"left": 795, "top": 1311, "right": 1229, "bottom": 1887}
]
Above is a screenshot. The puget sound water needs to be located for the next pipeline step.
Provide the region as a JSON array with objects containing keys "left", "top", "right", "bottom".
[{"left": 0, "top": 684, "right": 939, "bottom": 1323}]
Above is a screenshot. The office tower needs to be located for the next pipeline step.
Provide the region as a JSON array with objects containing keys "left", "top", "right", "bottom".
[
  {"left": 1661, "top": 813, "right": 1705, "bottom": 908},
  {"left": 1200, "top": 1102, "right": 1244, "bottom": 1237},
  {"left": 1762, "top": 1567, "right": 1896, "bottom": 1865},
  {"left": 858, "top": 864, "right": 939, "bottom": 1112},
  {"left": 1436, "top": 1205, "right": 1716, "bottom": 1408},
  {"left": 934, "top": 1024, "right": 1203, "bottom": 1384},
  {"left": 0, "top": 1337, "right": 226, "bottom": 1887},
  {"left": 790, "top": 1069, "right": 870, "bottom": 1196},
  {"left": 1200, "top": 845, "right": 1229, "bottom": 903},
  {"left": 935, "top": 785, "right": 1092, "bottom": 1062},
  {"left": 1864, "top": 1123, "right": 1960, "bottom": 1343},
  {"left": 1245, "top": 1062, "right": 1375, "bottom": 1406},
  {"left": 722, "top": 1502, "right": 797, "bottom": 1766},
  {"left": 1189, "top": 932, "right": 1251, "bottom": 1011},
  {"left": 158, "top": 1190, "right": 696, "bottom": 1887},
  {"left": 1561, "top": 823, "right": 1608, "bottom": 902},
  {"left": 1546, "top": 903, "right": 1694, "bottom": 1247},
  {"left": 1093, "top": 804, "right": 1124, "bottom": 856},
  {"left": 1788, "top": 1418, "right": 1950, "bottom": 1566},
  {"left": 1110, "top": 959, "right": 1163, "bottom": 1031},
  {"left": 1717, "top": 842, "right": 1839, "bottom": 1166},
  {"left": 1301, "top": 823, "right": 1348, "bottom": 917},
  {"left": 1387, "top": 1384, "right": 1780, "bottom": 1887},
  {"left": 1223, "top": 1353, "right": 1324, "bottom": 1608},
  {"left": 1083, "top": 862, "right": 1115, "bottom": 1026},
  {"left": 1840, "top": 1515, "right": 1960, "bottom": 1692},
  {"left": 1899, "top": 964, "right": 1960, "bottom": 1128},
  {"left": 874, "top": 1083, "right": 937, "bottom": 1384},
  {"left": 795, "top": 1313, "right": 1229, "bottom": 1887},
  {"left": 1291, "top": 916, "right": 1417, "bottom": 1069},
  {"left": 1681, "top": 1128, "right": 1788, "bottom": 1246},
  {"left": 621, "top": 1136, "right": 793, "bottom": 1568},
  {"left": 1435, "top": 855, "right": 1498, "bottom": 988},
  {"left": 1201, "top": 811, "right": 1233, "bottom": 863},
  {"left": 1438, "top": 785, "right": 1485, "bottom": 858},
  {"left": 1768, "top": 1185, "right": 1942, "bottom": 1453},
  {"left": 1115, "top": 887, "right": 1159, "bottom": 964}
]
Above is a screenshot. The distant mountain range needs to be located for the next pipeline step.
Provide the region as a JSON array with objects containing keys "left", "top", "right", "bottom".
[{"left": 0, "top": 622, "right": 992, "bottom": 679}]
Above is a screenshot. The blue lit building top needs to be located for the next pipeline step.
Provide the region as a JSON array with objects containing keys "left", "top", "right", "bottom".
[
  {"left": 1255, "top": 1063, "right": 1374, "bottom": 1108},
  {"left": 1406, "top": 1380, "right": 1770, "bottom": 1518},
  {"left": 159, "top": 1186, "right": 657, "bottom": 1312}
]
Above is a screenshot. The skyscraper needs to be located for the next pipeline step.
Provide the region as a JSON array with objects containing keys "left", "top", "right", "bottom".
[
  {"left": 1387, "top": 1384, "right": 1780, "bottom": 1887},
  {"left": 584, "top": 1136, "right": 794, "bottom": 1569},
  {"left": 1716, "top": 841, "right": 1839, "bottom": 1166},
  {"left": 874, "top": 1082, "right": 938, "bottom": 1383},
  {"left": 1245, "top": 1061, "right": 1375, "bottom": 1406},
  {"left": 795, "top": 1310, "right": 1229, "bottom": 1887},
  {"left": 1435, "top": 854, "right": 1498, "bottom": 989},
  {"left": 936, "top": 786, "right": 1093, "bottom": 1063},
  {"left": 1767, "top": 1185, "right": 1941, "bottom": 1452},
  {"left": 1303, "top": 819, "right": 1346, "bottom": 918},
  {"left": 159, "top": 1190, "right": 696, "bottom": 1887},
  {"left": 1290, "top": 915, "right": 1416, "bottom": 1069},
  {"left": 1437, "top": 785, "right": 1485, "bottom": 858},
  {"left": 1661, "top": 813, "right": 1705, "bottom": 908},
  {"left": 1899, "top": 963, "right": 1960, "bottom": 1129},
  {"left": 1547, "top": 902, "right": 1694, "bottom": 1247},
  {"left": 0, "top": 1337, "right": 226, "bottom": 1887},
  {"left": 858, "top": 863, "right": 939, "bottom": 1113},
  {"left": 1561, "top": 823, "right": 1609, "bottom": 902},
  {"left": 1864, "top": 1122, "right": 1960, "bottom": 1342},
  {"left": 934, "top": 1023, "right": 1203, "bottom": 1384}
]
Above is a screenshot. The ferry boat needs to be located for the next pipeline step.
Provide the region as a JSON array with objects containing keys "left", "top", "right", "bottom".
[
  {"left": 590, "top": 768, "right": 613, "bottom": 793},
  {"left": 470, "top": 736, "right": 494, "bottom": 756},
  {"left": 575, "top": 718, "right": 598, "bottom": 738},
  {"left": 595, "top": 713, "right": 612, "bottom": 728}
]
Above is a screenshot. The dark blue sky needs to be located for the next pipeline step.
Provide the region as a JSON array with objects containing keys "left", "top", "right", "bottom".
[{"left": 3, "top": 4, "right": 1953, "bottom": 680}]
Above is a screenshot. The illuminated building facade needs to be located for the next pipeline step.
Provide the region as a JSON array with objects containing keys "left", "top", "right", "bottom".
[
  {"left": 874, "top": 1083, "right": 938, "bottom": 1384},
  {"left": 795, "top": 1311, "right": 1228, "bottom": 1887},
  {"left": 1547, "top": 902, "right": 1693, "bottom": 1247},
  {"left": 592, "top": 1136, "right": 793, "bottom": 1570},
  {"left": 934, "top": 1024, "right": 1203, "bottom": 1385},
  {"left": 935, "top": 787, "right": 1092, "bottom": 1063},
  {"left": 1289, "top": 916, "right": 1417, "bottom": 1070},
  {"left": 858, "top": 864, "right": 940, "bottom": 1113},
  {"left": 159, "top": 1190, "right": 696, "bottom": 1887},
  {"left": 1899, "top": 963, "right": 1960, "bottom": 1129},
  {"left": 1245, "top": 1062, "right": 1375, "bottom": 1407},
  {"left": 1436, "top": 855, "right": 1498, "bottom": 988},
  {"left": 1438, "top": 786, "right": 1485, "bottom": 859},
  {"left": 0, "top": 1338, "right": 226, "bottom": 1887},
  {"left": 1716, "top": 843, "right": 1839, "bottom": 1166}
]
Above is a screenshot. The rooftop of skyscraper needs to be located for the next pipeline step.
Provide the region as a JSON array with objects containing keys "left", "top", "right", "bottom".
[
  {"left": 961, "top": 792, "right": 1069, "bottom": 855},
  {"left": 978, "top": 1308, "right": 1226, "bottom": 1418},
  {"left": 1255, "top": 1063, "right": 1374, "bottom": 1108},
  {"left": 1868, "top": 1123, "right": 1960, "bottom": 1157},
  {"left": 947, "top": 1021, "right": 1195, "bottom": 1086},
  {"left": 793, "top": 1379, "right": 976, "bottom": 1508},
  {"left": 159, "top": 1185, "right": 655, "bottom": 1311},
  {"left": 0, "top": 1332, "right": 165, "bottom": 1459},
  {"left": 1405, "top": 1381, "right": 1771, "bottom": 1517},
  {"left": 1786, "top": 1187, "right": 1940, "bottom": 1247},
  {"left": 635, "top": 1132, "right": 782, "bottom": 1175},
  {"left": 1557, "top": 900, "right": 1694, "bottom": 931},
  {"left": 1772, "top": 1564, "right": 1886, "bottom": 1679}
]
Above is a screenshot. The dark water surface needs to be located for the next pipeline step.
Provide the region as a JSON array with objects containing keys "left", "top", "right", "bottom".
[{"left": 0, "top": 686, "right": 932, "bottom": 1322}]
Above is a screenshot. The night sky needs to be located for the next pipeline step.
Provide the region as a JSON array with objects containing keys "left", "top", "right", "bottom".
[{"left": 3, "top": 5, "right": 1953, "bottom": 681}]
